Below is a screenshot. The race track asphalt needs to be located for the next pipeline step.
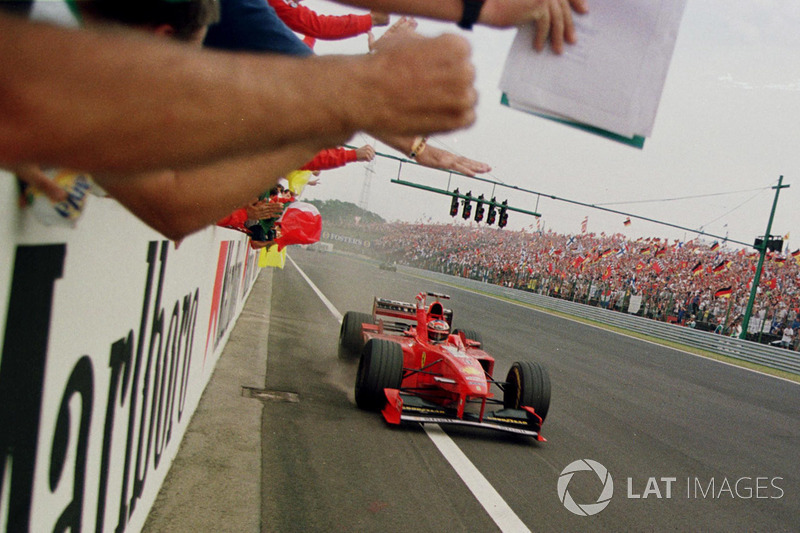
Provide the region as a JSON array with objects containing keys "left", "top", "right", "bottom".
[{"left": 147, "top": 248, "right": 800, "bottom": 532}]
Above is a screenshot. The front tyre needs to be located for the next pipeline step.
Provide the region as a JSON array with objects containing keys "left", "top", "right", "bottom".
[
  {"left": 339, "top": 311, "right": 371, "bottom": 359},
  {"left": 503, "top": 361, "right": 551, "bottom": 422},
  {"left": 355, "top": 339, "right": 404, "bottom": 411}
]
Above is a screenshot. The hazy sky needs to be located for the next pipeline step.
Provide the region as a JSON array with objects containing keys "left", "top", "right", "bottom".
[{"left": 303, "top": 0, "right": 800, "bottom": 250}]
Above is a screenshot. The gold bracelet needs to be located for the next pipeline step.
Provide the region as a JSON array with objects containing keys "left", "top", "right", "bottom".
[{"left": 409, "top": 136, "right": 428, "bottom": 159}]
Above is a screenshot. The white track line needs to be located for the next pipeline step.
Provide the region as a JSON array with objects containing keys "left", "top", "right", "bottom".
[
  {"left": 423, "top": 424, "right": 531, "bottom": 533},
  {"left": 289, "top": 256, "right": 528, "bottom": 533},
  {"left": 288, "top": 255, "right": 342, "bottom": 323}
]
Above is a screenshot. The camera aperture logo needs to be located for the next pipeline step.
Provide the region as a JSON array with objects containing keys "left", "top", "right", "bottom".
[{"left": 558, "top": 459, "right": 614, "bottom": 516}]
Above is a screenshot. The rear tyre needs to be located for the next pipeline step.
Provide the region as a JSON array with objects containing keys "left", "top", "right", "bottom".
[
  {"left": 453, "top": 328, "right": 483, "bottom": 348},
  {"left": 339, "top": 311, "right": 371, "bottom": 359},
  {"left": 355, "top": 339, "right": 404, "bottom": 411},
  {"left": 503, "top": 361, "right": 550, "bottom": 421}
]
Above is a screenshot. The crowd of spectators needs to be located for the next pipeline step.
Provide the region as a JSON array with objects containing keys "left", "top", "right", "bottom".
[{"left": 372, "top": 221, "right": 800, "bottom": 349}]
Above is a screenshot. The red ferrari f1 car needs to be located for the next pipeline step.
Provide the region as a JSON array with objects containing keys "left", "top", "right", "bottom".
[{"left": 339, "top": 291, "right": 551, "bottom": 440}]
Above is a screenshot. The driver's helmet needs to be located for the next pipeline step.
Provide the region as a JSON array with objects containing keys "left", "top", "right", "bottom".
[{"left": 427, "top": 319, "right": 450, "bottom": 343}]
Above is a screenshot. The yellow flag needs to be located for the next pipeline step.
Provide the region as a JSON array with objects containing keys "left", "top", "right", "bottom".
[
  {"left": 286, "top": 170, "right": 313, "bottom": 196},
  {"left": 259, "top": 244, "right": 287, "bottom": 268}
]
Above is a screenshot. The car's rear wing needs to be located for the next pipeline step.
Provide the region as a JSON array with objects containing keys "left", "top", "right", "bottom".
[
  {"left": 373, "top": 297, "right": 453, "bottom": 324},
  {"left": 373, "top": 298, "right": 416, "bottom": 321}
]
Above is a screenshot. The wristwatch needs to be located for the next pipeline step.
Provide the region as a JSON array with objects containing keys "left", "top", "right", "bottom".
[{"left": 457, "top": 0, "right": 485, "bottom": 30}]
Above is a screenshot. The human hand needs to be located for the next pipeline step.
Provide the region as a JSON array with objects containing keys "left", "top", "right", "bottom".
[
  {"left": 370, "top": 11, "right": 390, "bottom": 27},
  {"left": 246, "top": 199, "right": 283, "bottom": 220},
  {"left": 368, "top": 16, "right": 419, "bottom": 52},
  {"left": 481, "top": 0, "right": 589, "bottom": 53},
  {"left": 249, "top": 240, "right": 275, "bottom": 250},
  {"left": 415, "top": 145, "right": 491, "bottom": 177},
  {"left": 359, "top": 34, "right": 477, "bottom": 137},
  {"left": 355, "top": 144, "right": 376, "bottom": 162},
  {"left": 13, "top": 165, "right": 68, "bottom": 204}
]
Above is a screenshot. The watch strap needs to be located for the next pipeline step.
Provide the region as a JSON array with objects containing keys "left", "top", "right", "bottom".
[{"left": 457, "top": 0, "right": 485, "bottom": 30}]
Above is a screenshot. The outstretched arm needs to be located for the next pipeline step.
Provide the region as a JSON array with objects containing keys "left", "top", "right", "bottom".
[
  {"left": 99, "top": 143, "right": 320, "bottom": 241},
  {"left": 341, "top": 0, "right": 588, "bottom": 53},
  {"left": 377, "top": 133, "right": 490, "bottom": 176},
  {"left": 0, "top": 14, "right": 477, "bottom": 174}
]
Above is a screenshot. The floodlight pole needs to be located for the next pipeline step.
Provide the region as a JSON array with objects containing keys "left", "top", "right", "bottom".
[{"left": 739, "top": 176, "right": 789, "bottom": 339}]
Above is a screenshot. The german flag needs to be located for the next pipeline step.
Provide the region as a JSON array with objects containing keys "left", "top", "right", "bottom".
[
  {"left": 623, "top": 217, "right": 631, "bottom": 226},
  {"left": 714, "top": 286, "right": 733, "bottom": 298},
  {"left": 712, "top": 261, "right": 728, "bottom": 274},
  {"left": 710, "top": 241, "right": 720, "bottom": 251},
  {"left": 691, "top": 262, "right": 703, "bottom": 276}
]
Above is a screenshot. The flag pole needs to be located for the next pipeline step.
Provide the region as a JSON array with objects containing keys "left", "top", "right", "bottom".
[
  {"left": 740, "top": 176, "right": 789, "bottom": 339},
  {"left": 722, "top": 292, "right": 734, "bottom": 334}
]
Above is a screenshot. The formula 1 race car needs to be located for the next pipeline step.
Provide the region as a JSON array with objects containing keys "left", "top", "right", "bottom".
[{"left": 339, "top": 291, "right": 551, "bottom": 440}]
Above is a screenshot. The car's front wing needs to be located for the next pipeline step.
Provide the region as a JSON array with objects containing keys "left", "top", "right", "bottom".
[{"left": 382, "top": 389, "right": 545, "bottom": 441}]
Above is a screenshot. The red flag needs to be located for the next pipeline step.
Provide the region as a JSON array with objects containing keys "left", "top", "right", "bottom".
[{"left": 275, "top": 202, "right": 322, "bottom": 250}]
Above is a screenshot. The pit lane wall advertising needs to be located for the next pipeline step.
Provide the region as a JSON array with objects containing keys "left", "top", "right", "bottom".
[{"left": 0, "top": 174, "right": 260, "bottom": 532}]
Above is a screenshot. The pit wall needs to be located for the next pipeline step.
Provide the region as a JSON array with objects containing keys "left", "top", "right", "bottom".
[{"left": 0, "top": 172, "right": 260, "bottom": 532}]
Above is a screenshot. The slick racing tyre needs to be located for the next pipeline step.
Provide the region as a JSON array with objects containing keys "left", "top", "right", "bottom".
[
  {"left": 453, "top": 328, "right": 483, "bottom": 348},
  {"left": 355, "top": 339, "right": 404, "bottom": 411},
  {"left": 503, "top": 361, "right": 551, "bottom": 422},
  {"left": 339, "top": 311, "right": 371, "bottom": 359}
]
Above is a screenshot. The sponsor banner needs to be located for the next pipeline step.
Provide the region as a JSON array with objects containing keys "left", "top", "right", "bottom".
[
  {"left": 0, "top": 175, "right": 259, "bottom": 532},
  {"left": 321, "top": 231, "right": 371, "bottom": 248}
]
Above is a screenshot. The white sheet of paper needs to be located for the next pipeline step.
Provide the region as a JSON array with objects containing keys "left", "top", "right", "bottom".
[{"left": 499, "top": 0, "right": 687, "bottom": 139}]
